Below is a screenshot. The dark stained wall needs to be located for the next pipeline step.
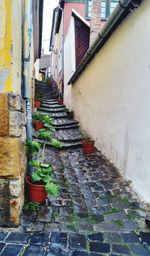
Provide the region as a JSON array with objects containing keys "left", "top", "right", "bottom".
[{"left": 74, "top": 16, "right": 90, "bottom": 67}]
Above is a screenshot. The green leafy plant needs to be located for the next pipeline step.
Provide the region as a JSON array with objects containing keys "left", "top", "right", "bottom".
[
  {"left": 42, "top": 115, "right": 54, "bottom": 125},
  {"left": 83, "top": 135, "right": 94, "bottom": 142},
  {"left": 45, "top": 76, "right": 52, "bottom": 83},
  {"left": 38, "top": 130, "right": 63, "bottom": 149},
  {"left": 51, "top": 138, "right": 63, "bottom": 149},
  {"left": 32, "top": 112, "right": 44, "bottom": 122},
  {"left": 29, "top": 160, "right": 59, "bottom": 196},
  {"left": 25, "top": 140, "right": 41, "bottom": 155},
  {"left": 64, "top": 107, "right": 69, "bottom": 112},
  {"left": 23, "top": 201, "right": 39, "bottom": 211},
  {"left": 38, "top": 130, "right": 53, "bottom": 141}
]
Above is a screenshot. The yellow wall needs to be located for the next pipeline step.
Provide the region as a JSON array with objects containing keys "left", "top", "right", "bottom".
[
  {"left": 0, "top": 0, "right": 22, "bottom": 94},
  {"left": 0, "top": 0, "right": 12, "bottom": 93},
  {"left": 64, "top": 0, "right": 150, "bottom": 202}
]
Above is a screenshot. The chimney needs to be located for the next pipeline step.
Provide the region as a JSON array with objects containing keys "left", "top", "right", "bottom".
[{"left": 90, "top": 0, "right": 101, "bottom": 46}]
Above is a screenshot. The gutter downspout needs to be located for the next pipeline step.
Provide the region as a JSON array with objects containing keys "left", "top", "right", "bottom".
[
  {"left": 68, "top": 0, "right": 142, "bottom": 85},
  {"left": 22, "top": 0, "right": 33, "bottom": 140},
  {"left": 59, "top": 5, "right": 64, "bottom": 95}
]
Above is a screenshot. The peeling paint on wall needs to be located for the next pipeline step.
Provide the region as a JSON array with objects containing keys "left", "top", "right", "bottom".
[
  {"left": 0, "top": 0, "right": 12, "bottom": 92},
  {"left": 0, "top": 69, "right": 9, "bottom": 93}
]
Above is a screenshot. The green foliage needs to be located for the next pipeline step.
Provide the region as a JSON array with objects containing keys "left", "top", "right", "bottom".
[
  {"left": 32, "top": 112, "right": 44, "bottom": 122},
  {"left": 113, "top": 220, "right": 124, "bottom": 227},
  {"left": 104, "top": 207, "right": 120, "bottom": 215},
  {"left": 45, "top": 76, "right": 52, "bottom": 83},
  {"left": 42, "top": 115, "right": 54, "bottom": 126},
  {"left": 30, "top": 161, "right": 59, "bottom": 197},
  {"left": 38, "top": 130, "right": 53, "bottom": 141},
  {"left": 119, "top": 197, "right": 131, "bottom": 205},
  {"left": 83, "top": 136, "right": 94, "bottom": 142},
  {"left": 23, "top": 202, "right": 39, "bottom": 211},
  {"left": 99, "top": 195, "right": 115, "bottom": 203},
  {"left": 25, "top": 140, "right": 41, "bottom": 155},
  {"left": 64, "top": 107, "right": 69, "bottom": 112},
  {"left": 45, "top": 182, "right": 59, "bottom": 196},
  {"left": 39, "top": 98, "right": 44, "bottom": 103},
  {"left": 44, "top": 123, "right": 55, "bottom": 131},
  {"left": 51, "top": 138, "right": 63, "bottom": 149}
]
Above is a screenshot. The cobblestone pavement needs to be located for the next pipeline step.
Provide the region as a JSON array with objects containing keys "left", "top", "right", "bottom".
[{"left": 1, "top": 100, "right": 150, "bottom": 255}]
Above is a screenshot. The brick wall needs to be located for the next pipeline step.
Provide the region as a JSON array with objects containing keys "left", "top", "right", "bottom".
[{"left": 90, "top": 0, "right": 101, "bottom": 46}]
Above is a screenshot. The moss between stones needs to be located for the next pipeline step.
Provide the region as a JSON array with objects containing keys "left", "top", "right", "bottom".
[
  {"left": 104, "top": 207, "right": 120, "bottom": 215},
  {"left": 113, "top": 220, "right": 124, "bottom": 227}
]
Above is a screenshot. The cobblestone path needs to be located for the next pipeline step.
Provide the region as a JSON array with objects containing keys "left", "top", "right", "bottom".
[{"left": 0, "top": 100, "right": 150, "bottom": 255}]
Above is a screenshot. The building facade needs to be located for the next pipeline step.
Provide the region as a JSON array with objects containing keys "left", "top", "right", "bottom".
[
  {"left": 64, "top": 0, "right": 150, "bottom": 202},
  {"left": 0, "top": 0, "right": 43, "bottom": 226}
]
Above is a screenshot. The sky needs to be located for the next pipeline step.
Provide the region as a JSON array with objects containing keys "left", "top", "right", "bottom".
[{"left": 42, "top": 0, "right": 59, "bottom": 54}]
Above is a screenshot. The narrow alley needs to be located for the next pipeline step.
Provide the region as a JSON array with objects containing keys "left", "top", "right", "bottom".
[
  {"left": 0, "top": 99, "right": 150, "bottom": 256},
  {"left": 1, "top": 0, "right": 150, "bottom": 255}
]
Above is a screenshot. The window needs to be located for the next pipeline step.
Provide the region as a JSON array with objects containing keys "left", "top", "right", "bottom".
[
  {"left": 86, "top": 0, "right": 119, "bottom": 20},
  {"left": 86, "top": 0, "right": 92, "bottom": 18},
  {"left": 102, "top": 0, "right": 119, "bottom": 19}
]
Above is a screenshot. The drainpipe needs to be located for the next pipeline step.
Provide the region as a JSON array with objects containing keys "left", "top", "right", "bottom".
[
  {"left": 68, "top": 0, "right": 142, "bottom": 84},
  {"left": 58, "top": 5, "right": 64, "bottom": 96},
  {"left": 22, "top": 0, "right": 33, "bottom": 140}
]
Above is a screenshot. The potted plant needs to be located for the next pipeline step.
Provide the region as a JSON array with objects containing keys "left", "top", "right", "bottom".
[
  {"left": 26, "top": 143, "right": 59, "bottom": 203},
  {"left": 34, "top": 100, "right": 41, "bottom": 108},
  {"left": 81, "top": 136, "right": 95, "bottom": 155},
  {"left": 32, "top": 113, "right": 44, "bottom": 131},
  {"left": 65, "top": 108, "right": 74, "bottom": 119},
  {"left": 34, "top": 98, "right": 44, "bottom": 108},
  {"left": 58, "top": 93, "right": 64, "bottom": 105}
]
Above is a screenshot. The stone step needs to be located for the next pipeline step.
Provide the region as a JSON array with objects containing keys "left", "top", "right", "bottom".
[
  {"left": 54, "top": 130, "right": 82, "bottom": 142},
  {"left": 37, "top": 110, "right": 67, "bottom": 119},
  {"left": 55, "top": 124, "right": 79, "bottom": 130},
  {"left": 53, "top": 119, "right": 79, "bottom": 127},
  {"left": 42, "top": 101, "right": 59, "bottom": 104},
  {"left": 41, "top": 104, "right": 65, "bottom": 109},
  {"left": 43, "top": 99, "right": 58, "bottom": 103},
  {"left": 34, "top": 137, "right": 81, "bottom": 149},
  {"left": 38, "top": 107, "right": 66, "bottom": 113},
  {"left": 33, "top": 130, "right": 82, "bottom": 143}
]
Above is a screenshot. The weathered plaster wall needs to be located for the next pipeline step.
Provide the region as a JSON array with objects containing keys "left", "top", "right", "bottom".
[
  {"left": 64, "top": 0, "right": 150, "bottom": 202},
  {"left": 64, "top": 16, "right": 76, "bottom": 87},
  {"left": 0, "top": 0, "right": 13, "bottom": 93},
  {"left": 0, "top": 0, "right": 22, "bottom": 94}
]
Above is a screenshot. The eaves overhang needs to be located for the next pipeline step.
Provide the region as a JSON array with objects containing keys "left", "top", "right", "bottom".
[{"left": 68, "top": 0, "right": 143, "bottom": 85}]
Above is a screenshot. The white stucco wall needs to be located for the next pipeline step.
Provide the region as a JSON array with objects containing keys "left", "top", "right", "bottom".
[
  {"left": 64, "top": 16, "right": 76, "bottom": 86},
  {"left": 64, "top": 0, "right": 150, "bottom": 202}
]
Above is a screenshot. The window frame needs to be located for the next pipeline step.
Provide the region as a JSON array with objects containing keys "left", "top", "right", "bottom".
[{"left": 86, "top": 0, "right": 119, "bottom": 20}]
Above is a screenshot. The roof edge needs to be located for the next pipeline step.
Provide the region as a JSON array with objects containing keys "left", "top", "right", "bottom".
[{"left": 68, "top": 0, "right": 143, "bottom": 85}]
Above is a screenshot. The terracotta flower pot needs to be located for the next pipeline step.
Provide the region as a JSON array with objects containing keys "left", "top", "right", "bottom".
[
  {"left": 58, "top": 99, "right": 64, "bottom": 105},
  {"left": 26, "top": 176, "right": 47, "bottom": 203},
  {"left": 33, "top": 120, "right": 44, "bottom": 131},
  {"left": 34, "top": 101, "right": 41, "bottom": 108},
  {"left": 82, "top": 140, "right": 95, "bottom": 155}
]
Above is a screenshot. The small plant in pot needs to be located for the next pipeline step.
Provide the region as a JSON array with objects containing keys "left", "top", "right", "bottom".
[
  {"left": 81, "top": 136, "right": 95, "bottom": 155},
  {"left": 65, "top": 108, "right": 74, "bottom": 119},
  {"left": 58, "top": 93, "right": 63, "bottom": 105},
  {"left": 32, "top": 113, "right": 44, "bottom": 131},
  {"left": 34, "top": 100, "right": 41, "bottom": 108},
  {"left": 26, "top": 142, "right": 60, "bottom": 203},
  {"left": 34, "top": 98, "right": 43, "bottom": 108}
]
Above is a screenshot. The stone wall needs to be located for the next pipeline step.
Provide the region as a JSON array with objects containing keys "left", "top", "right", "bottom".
[{"left": 0, "top": 93, "right": 26, "bottom": 226}]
